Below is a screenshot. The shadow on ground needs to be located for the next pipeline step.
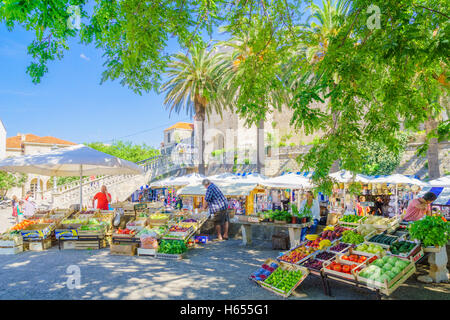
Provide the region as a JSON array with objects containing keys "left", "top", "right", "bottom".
[{"left": 0, "top": 239, "right": 448, "bottom": 300}]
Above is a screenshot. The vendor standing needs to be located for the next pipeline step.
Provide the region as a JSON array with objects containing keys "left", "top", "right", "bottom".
[
  {"left": 202, "top": 179, "right": 229, "bottom": 241},
  {"left": 402, "top": 192, "right": 437, "bottom": 222},
  {"left": 374, "top": 197, "right": 384, "bottom": 216},
  {"left": 271, "top": 190, "right": 282, "bottom": 211},
  {"left": 92, "top": 185, "right": 112, "bottom": 210},
  {"left": 299, "top": 191, "right": 321, "bottom": 240}
]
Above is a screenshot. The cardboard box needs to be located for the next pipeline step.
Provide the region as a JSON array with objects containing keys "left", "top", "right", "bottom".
[
  {"left": 110, "top": 243, "right": 137, "bottom": 256},
  {"left": 326, "top": 212, "right": 341, "bottom": 226}
]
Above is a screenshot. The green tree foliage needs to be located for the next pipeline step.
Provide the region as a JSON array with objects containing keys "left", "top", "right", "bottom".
[
  {"left": 0, "top": 172, "right": 27, "bottom": 198},
  {"left": 1, "top": 0, "right": 448, "bottom": 193},
  {"left": 86, "top": 140, "right": 160, "bottom": 163},
  {"left": 56, "top": 141, "right": 159, "bottom": 185},
  {"left": 360, "top": 132, "right": 410, "bottom": 175}
]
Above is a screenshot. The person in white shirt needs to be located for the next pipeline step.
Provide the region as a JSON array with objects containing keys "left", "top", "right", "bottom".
[
  {"left": 299, "top": 191, "right": 320, "bottom": 240},
  {"left": 23, "top": 191, "right": 36, "bottom": 218}
]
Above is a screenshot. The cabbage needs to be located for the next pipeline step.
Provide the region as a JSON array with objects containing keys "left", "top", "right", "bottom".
[
  {"left": 388, "top": 257, "right": 397, "bottom": 264},
  {"left": 379, "top": 274, "right": 390, "bottom": 282},
  {"left": 386, "top": 271, "right": 396, "bottom": 280},
  {"left": 384, "top": 263, "right": 394, "bottom": 270},
  {"left": 391, "top": 267, "right": 401, "bottom": 274}
]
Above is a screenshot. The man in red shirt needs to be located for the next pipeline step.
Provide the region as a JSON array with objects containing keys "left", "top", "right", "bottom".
[{"left": 92, "top": 185, "right": 112, "bottom": 210}]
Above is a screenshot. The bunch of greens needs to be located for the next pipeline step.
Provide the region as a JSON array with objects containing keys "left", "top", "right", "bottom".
[
  {"left": 158, "top": 239, "right": 187, "bottom": 254},
  {"left": 409, "top": 216, "right": 450, "bottom": 247},
  {"left": 269, "top": 210, "right": 292, "bottom": 222},
  {"left": 290, "top": 204, "right": 299, "bottom": 217},
  {"left": 341, "top": 230, "right": 365, "bottom": 245},
  {"left": 298, "top": 206, "right": 313, "bottom": 220}
]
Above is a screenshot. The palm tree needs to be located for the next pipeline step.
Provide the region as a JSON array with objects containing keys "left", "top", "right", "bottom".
[
  {"left": 295, "top": 0, "right": 351, "bottom": 173},
  {"left": 217, "top": 25, "right": 282, "bottom": 174},
  {"left": 160, "top": 45, "right": 229, "bottom": 175},
  {"left": 304, "top": 0, "right": 350, "bottom": 63}
]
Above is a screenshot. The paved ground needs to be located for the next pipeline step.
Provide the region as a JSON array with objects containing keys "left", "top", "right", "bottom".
[{"left": 1, "top": 208, "right": 449, "bottom": 300}]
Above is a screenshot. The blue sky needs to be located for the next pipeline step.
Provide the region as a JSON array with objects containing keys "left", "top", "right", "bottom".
[{"left": 0, "top": 2, "right": 314, "bottom": 149}]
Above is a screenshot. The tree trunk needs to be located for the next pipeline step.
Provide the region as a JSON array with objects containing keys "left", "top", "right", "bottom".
[
  {"left": 194, "top": 107, "right": 206, "bottom": 176},
  {"left": 257, "top": 119, "right": 265, "bottom": 174},
  {"left": 425, "top": 117, "right": 440, "bottom": 180}
]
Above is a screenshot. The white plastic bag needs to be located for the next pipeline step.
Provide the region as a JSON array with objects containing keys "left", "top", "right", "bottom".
[{"left": 113, "top": 208, "right": 124, "bottom": 227}]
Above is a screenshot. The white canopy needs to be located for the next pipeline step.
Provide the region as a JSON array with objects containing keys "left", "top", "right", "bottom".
[
  {"left": 260, "top": 172, "right": 313, "bottom": 189},
  {"left": 0, "top": 144, "right": 144, "bottom": 207},
  {"left": 369, "top": 173, "right": 426, "bottom": 186},
  {"left": 207, "top": 172, "right": 238, "bottom": 183},
  {"left": 178, "top": 182, "right": 258, "bottom": 197},
  {"left": 150, "top": 173, "right": 206, "bottom": 188},
  {"left": 227, "top": 172, "right": 268, "bottom": 184},
  {"left": 427, "top": 176, "right": 450, "bottom": 188},
  {"left": 0, "top": 144, "right": 143, "bottom": 176},
  {"left": 329, "top": 170, "right": 372, "bottom": 183}
]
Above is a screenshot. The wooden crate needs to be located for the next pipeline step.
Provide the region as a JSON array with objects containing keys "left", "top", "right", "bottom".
[
  {"left": 356, "top": 257, "right": 416, "bottom": 296},
  {"left": 386, "top": 240, "right": 422, "bottom": 259},
  {"left": 423, "top": 246, "right": 443, "bottom": 253},
  {"left": 28, "top": 239, "right": 52, "bottom": 251},
  {"left": 77, "top": 229, "right": 105, "bottom": 238},
  {"left": 155, "top": 252, "right": 186, "bottom": 260},
  {"left": 0, "top": 246, "right": 23, "bottom": 255},
  {"left": 110, "top": 243, "right": 137, "bottom": 256},
  {"left": 75, "top": 239, "right": 105, "bottom": 250},
  {"left": 258, "top": 262, "right": 309, "bottom": 298},
  {"left": 365, "top": 234, "right": 399, "bottom": 249},
  {"left": 62, "top": 241, "right": 77, "bottom": 250},
  {"left": 137, "top": 248, "right": 156, "bottom": 256},
  {"left": 322, "top": 253, "right": 369, "bottom": 280},
  {"left": 0, "top": 236, "right": 23, "bottom": 247}
]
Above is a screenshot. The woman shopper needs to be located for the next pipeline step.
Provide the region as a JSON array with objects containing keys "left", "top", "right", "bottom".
[
  {"left": 11, "top": 195, "right": 19, "bottom": 224},
  {"left": 402, "top": 192, "right": 437, "bottom": 222},
  {"left": 299, "top": 191, "right": 321, "bottom": 241}
]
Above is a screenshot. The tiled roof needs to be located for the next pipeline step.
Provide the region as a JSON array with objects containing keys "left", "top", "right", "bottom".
[
  {"left": 28, "top": 136, "right": 76, "bottom": 146},
  {"left": 164, "top": 122, "right": 194, "bottom": 132},
  {"left": 6, "top": 134, "right": 76, "bottom": 149}
]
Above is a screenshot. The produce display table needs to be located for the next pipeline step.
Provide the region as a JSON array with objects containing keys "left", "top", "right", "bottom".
[{"left": 233, "top": 221, "right": 313, "bottom": 248}]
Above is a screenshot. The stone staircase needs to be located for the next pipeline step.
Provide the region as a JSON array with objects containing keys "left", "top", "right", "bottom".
[{"left": 43, "top": 154, "right": 196, "bottom": 208}]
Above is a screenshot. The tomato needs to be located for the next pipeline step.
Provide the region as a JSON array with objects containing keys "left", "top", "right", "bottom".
[
  {"left": 351, "top": 264, "right": 358, "bottom": 270},
  {"left": 342, "top": 255, "right": 349, "bottom": 260},
  {"left": 359, "top": 256, "right": 367, "bottom": 262},
  {"left": 333, "top": 264, "right": 342, "bottom": 272},
  {"left": 342, "top": 265, "right": 350, "bottom": 273}
]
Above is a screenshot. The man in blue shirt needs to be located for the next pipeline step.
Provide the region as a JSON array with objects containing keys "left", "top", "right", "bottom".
[{"left": 202, "top": 179, "right": 229, "bottom": 241}]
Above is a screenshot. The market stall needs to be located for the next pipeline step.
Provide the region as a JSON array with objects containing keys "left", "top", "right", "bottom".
[{"left": 250, "top": 210, "right": 448, "bottom": 298}]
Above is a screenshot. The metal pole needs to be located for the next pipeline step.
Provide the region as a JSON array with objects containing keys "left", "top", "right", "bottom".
[
  {"left": 80, "top": 164, "right": 83, "bottom": 209},
  {"left": 395, "top": 183, "right": 398, "bottom": 217}
]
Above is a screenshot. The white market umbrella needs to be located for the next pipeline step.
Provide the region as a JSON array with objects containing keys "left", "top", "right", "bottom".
[
  {"left": 428, "top": 176, "right": 450, "bottom": 188},
  {"left": 0, "top": 144, "right": 144, "bottom": 207},
  {"left": 370, "top": 173, "right": 426, "bottom": 186},
  {"left": 260, "top": 172, "right": 313, "bottom": 189},
  {"left": 228, "top": 172, "right": 269, "bottom": 184},
  {"left": 208, "top": 172, "right": 237, "bottom": 183},
  {"left": 151, "top": 173, "right": 206, "bottom": 188}
]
